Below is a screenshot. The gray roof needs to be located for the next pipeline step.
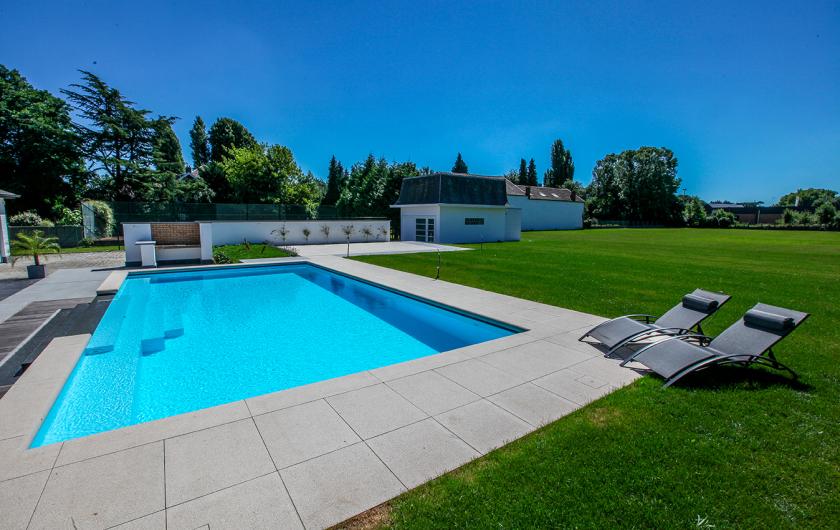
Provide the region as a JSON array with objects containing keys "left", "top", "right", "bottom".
[
  {"left": 0, "top": 189, "right": 20, "bottom": 200},
  {"left": 504, "top": 181, "right": 584, "bottom": 202},
  {"left": 394, "top": 173, "right": 508, "bottom": 206}
]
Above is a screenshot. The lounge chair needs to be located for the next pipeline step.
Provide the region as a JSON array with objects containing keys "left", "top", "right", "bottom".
[
  {"left": 579, "top": 289, "right": 731, "bottom": 356},
  {"left": 621, "top": 303, "right": 808, "bottom": 387}
]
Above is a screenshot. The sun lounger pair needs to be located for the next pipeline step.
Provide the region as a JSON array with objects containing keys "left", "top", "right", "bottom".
[{"left": 580, "top": 292, "right": 808, "bottom": 387}]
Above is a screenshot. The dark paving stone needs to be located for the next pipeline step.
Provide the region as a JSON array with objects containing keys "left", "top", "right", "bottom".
[{"left": 0, "top": 278, "right": 39, "bottom": 302}]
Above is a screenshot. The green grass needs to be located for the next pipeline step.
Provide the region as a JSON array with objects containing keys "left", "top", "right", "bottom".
[
  {"left": 213, "top": 243, "right": 294, "bottom": 262},
  {"left": 352, "top": 229, "right": 840, "bottom": 529},
  {"left": 11, "top": 245, "right": 123, "bottom": 255}
]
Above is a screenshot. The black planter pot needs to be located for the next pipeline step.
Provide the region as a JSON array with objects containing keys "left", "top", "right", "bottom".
[{"left": 26, "top": 264, "right": 47, "bottom": 279}]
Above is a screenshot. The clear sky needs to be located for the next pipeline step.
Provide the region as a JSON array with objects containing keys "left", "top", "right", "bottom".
[{"left": 2, "top": 0, "right": 838, "bottom": 203}]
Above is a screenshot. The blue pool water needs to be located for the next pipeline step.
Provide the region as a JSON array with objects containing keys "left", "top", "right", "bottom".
[{"left": 32, "top": 264, "right": 516, "bottom": 447}]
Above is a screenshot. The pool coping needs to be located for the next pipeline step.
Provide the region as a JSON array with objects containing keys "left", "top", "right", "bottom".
[{"left": 1, "top": 256, "right": 642, "bottom": 529}]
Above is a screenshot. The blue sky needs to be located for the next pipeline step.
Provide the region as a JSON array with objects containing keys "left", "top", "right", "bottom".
[{"left": 2, "top": 0, "right": 838, "bottom": 203}]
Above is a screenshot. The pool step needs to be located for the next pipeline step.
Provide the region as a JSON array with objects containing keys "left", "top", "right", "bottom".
[
  {"left": 85, "top": 294, "right": 129, "bottom": 355},
  {"left": 139, "top": 294, "right": 184, "bottom": 356}
]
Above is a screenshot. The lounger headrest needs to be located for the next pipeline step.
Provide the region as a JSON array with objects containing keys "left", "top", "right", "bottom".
[
  {"left": 744, "top": 309, "right": 795, "bottom": 332},
  {"left": 682, "top": 293, "right": 718, "bottom": 312}
]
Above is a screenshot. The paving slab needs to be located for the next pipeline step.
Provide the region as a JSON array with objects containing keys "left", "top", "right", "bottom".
[
  {"left": 435, "top": 400, "right": 531, "bottom": 454},
  {"left": 164, "top": 418, "right": 274, "bottom": 506},
  {"left": 112, "top": 510, "right": 166, "bottom": 529},
  {"left": 532, "top": 368, "right": 615, "bottom": 406},
  {"left": 280, "top": 442, "right": 404, "bottom": 529},
  {"left": 386, "top": 370, "right": 480, "bottom": 416},
  {"left": 479, "top": 339, "right": 592, "bottom": 381},
  {"left": 367, "top": 418, "right": 479, "bottom": 489},
  {"left": 326, "top": 383, "right": 426, "bottom": 439},
  {"left": 488, "top": 383, "right": 578, "bottom": 426},
  {"left": 166, "top": 473, "right": 302, "bottom": 530},
  {"left": 0, "top": 435, "right": 61, "bottom": 482},
  {"left": 0, "top": 377, "right": 65, "bottom": 440},
  {"left": 57, "top": 399, "right": 251, "bottom": 466},
  {"left": 29, "top": 442, "right": 164, "bottom": 530},
  {"left": 0, "top": 470, "right": 49, "bottom": 530},
  {"left": 246, "top": 370, "right": 380, "bottom": 416},
  {"left": 435, "top": 358, "right": 525, "bottom": 397},
  {"left": 254, "top": 399, "right": 360, "bottom": 469}
]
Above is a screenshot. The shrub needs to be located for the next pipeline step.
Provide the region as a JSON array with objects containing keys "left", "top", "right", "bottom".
[
  {"left": 781, "top": 208, "right": 796, "bottom": 225},
  {"left": 213, "top": 249, "right": 232, "bottom": 264},
  {"left": 682, "top": 197, "right": 707, "bottom": 227},
  {"left": 78, "top": 237, "right": 96, "bottom": 247},
  {"left": 9, "top": 210, "right": 53, "bottom": 227},
  {"left": 54, "top": 205, "right": 82, "bottom": 226},
  {"left": 815, "top": 202, "right": 837, "bottom": 225},
  {"left": 792, "top": 210, "right": 816, "bottom": 225},
  {"left": 707, "top": 209, "right": 737, "bottom": 228},
  {"left": 83, "top": 200, "right": 115, "bottom": 237}
]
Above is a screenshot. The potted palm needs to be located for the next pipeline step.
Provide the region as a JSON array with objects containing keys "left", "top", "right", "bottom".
[{"left": 11, "top": 230, "right": 61, "bottom": 279}]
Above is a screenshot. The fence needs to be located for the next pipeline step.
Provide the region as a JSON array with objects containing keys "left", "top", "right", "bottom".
[
  {"left": 9, "top": 226, "right": 85, "bottom": 247},
  {"left": 106, "top": 201, "right": 340, "bottom": 223}
]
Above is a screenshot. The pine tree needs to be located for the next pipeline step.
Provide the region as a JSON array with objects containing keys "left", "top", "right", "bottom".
[
  {"left": 150, "top": 117, "right": 185, "bottom": 201},
  {"left": 543, "top": 139, "right": 574, "bottom": 187},
  {"left": 527, "top": 158, "right": 538, "bottom": 186},
  {"left": 451, "top": 152, "right": 468, "bottom": 174},
  {"left": 322, "top": 155, "right": 345, "bottom": 205},
  {"left": 518, "top": 159, "right": 527, "bottom": 184},
  {"left": 189, "top": 116, "right": 210, "bottom": 168},
  {"left": 62, "top": 70, "right": 157, "bottom": 201},
  {"left": 208, "top": 117, "right": 257, "bottom": 162}
]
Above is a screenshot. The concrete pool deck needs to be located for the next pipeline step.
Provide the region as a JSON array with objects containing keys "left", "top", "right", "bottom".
[{"left": 0, "top": 257, "right": 641, "bottom": 529}]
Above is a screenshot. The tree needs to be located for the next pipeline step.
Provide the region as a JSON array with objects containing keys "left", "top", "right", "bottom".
[
  {"left": 527, "top": 158, "right": 538, "bottom": 186},
  {"left": 0, "top": 65, "right": 85, "bottom": 216},
  {"left": 815, "top": 202, "right": 838, "bottom": 225},
  {"left": 219, "top": 143, "right": 319, "bottom": 205},
  {"left": 518, "top": 159, "right": 527, "bottom": 184},
  {"left": 777, "top": 188, "right": 838, "bottom": 210},
  {"left": 322, "top": 155, "right": 346, "bottom": 205},
  {"left": 587, "top": 147, "right": 681, "bottom": 224},
  {"left": 337, "top": 155, "right": 417, "bottom": 218},
  {"left": 189, "top": 116, "right": 210, "bottom": 168},
  {"left": 543, "top": 139, "right": 574, "bottom": 187},
  {"left": 682, "top": 196, "right": 707, "bottom": 227},
  {"left": 451, "top": 152, "right": 468, "bottom": 174},
  {"left": 145, "top": 117, "right": 185, "bottom": 202},
  {"left": 62, "top": 70, "right": 157, "bottom": 201},
  {"left": 208, "top": 117, "right": 257, "bottom": 162}
]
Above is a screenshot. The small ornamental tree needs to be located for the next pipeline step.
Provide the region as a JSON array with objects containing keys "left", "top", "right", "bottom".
[
  {"left": 361, "top": 226, "right": 373, "bottom": 241},
  {"left": 302, "top": 227, "right": 311, "bottom": 243},
  {"left": 320, "top": 224, "right": 331, "bottom": 242},
  {"left": 271, "top": 224, "right": 290, "bottom": 245}
]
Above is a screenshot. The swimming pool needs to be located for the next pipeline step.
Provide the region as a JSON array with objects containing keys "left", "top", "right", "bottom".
[{"left": 32, "top": 263, "right": 518, "bottom": 447}]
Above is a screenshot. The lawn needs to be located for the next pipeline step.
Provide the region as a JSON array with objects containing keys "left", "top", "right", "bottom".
[
  {"left": 11, "top": 245, "right": 123, "bottom": 255},
  {"left": 212, "top": 243, "right": 295, "bottom": 262},
  {"left": 351, "top": 229, "right": 840, "bottom": 529}
]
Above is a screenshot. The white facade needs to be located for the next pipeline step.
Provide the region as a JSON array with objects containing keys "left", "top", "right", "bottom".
[
  {"left": 507, "top": 195, "right": 584, "bottom": 231},
  {"left": 396, "top": 204, "right": 521, "bottom": 244}
]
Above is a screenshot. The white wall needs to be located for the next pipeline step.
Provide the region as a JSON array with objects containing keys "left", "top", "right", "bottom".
[
  {"left": 396, "top": 205, "right": 440, "bottom": 242},
  {"left": 0, "top": 199, "right": 9, "bottom": 263},
  {"left": 438, "top": 205, "right": 509, "bottom": 243},
  {"left": 124, "top": 220, "right": 391, "bottom": 266},
  {"left": 123, "top": 223, "right": 153, "bottom": 264},
  {"left": 204, "top": 220, "right": 390, "bottom": 247},
  {"left": 505, "top": 208, "right": 522, "bottom": 241},
  {"left": 507, "top": 196, "right": 583, "bottom": 230}
]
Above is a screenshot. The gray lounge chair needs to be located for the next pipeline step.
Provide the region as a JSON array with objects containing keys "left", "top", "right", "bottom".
[
  {"left": 621, "top": 303, "right": 808, "bottom": 387},
  {"left": 579, "top": 289, "right": 731, "bottom": 356}
]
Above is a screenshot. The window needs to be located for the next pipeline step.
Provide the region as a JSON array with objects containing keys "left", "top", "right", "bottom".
[{"left": 464, "top": 217, "right": 485, "bottom": 225}]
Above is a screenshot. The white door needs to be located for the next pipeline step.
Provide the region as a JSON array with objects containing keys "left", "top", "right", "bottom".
[{"left": 415, "top": 217, "right": 435, "bottom": 242}]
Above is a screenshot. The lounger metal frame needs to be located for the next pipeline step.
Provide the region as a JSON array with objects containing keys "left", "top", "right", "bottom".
[
  {"left": 580, "top": 314, "right": 706, "bottom": 357},
  {"left": 621, "top": 333, "right": 799, "bottom": 388}
]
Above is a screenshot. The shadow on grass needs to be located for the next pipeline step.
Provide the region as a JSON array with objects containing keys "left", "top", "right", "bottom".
[{"left": 661, "top": 364, "right": 813, "bottom": 392}]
